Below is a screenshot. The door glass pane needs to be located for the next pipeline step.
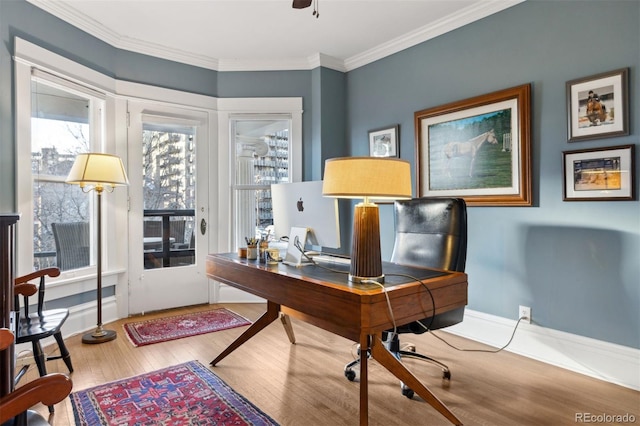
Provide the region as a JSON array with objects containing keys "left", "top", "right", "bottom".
[
  {"left": 142, "top": 122, "right": 196, "bottom": 269},
  {"left": 233, "top": 120, "right": 290, "bottom": 250},
  {"left": 31, "top": 79, "right": 94, "bottom": 271}
]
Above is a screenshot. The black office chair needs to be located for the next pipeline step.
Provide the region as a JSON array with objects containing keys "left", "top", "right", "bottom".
[{"left": 344, "top": 197, "right": 467, "bottom": 398}]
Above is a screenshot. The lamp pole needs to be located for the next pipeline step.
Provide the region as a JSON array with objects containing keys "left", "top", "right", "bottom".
[{"left": 82, "top": 185, "right": 117, "bottom": 344}]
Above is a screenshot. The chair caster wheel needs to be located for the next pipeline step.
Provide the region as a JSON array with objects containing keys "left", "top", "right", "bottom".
[
  {"left": 402, "top": 386, "right": 414, "bottom": 399},
  {"left": 443, "top": 370, "right": 451, "bottom": 380},
  {"left": 345, "top": 369, "right": 356, "bottom": 381}
]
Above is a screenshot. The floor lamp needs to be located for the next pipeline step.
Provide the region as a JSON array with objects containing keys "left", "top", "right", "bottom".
[
  {"left": 66, "top": 153, "right": 129, "bottom": 344},
  {"left": 322, "top": 157, "right": 412, "bottom": 284}
]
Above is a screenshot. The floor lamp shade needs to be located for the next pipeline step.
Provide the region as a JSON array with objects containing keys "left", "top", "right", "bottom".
[
  {"left": 66, "top": 153, "right": 129, "bottom": 189},
  {"left": 66, "top": 153, "right": 128, "bottom": 344},
  {"left": 323, "top": 157, "right": 411, "bottom": 283}
]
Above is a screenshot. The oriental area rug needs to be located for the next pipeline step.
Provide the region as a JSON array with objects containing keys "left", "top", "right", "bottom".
[
  {"left": 123, "top": 308, "right": 251, "bottom": 347},
  {"left": 71, "top": 361, "right": 279, "bottom": 425}
]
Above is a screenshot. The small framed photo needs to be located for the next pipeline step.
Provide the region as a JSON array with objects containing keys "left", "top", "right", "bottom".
[
  {"left": 563, "top": 144, "right": 635, "bottom": 201},
  {"left": 566, "top": 68, "right": 629, "bottom": 142},
  {"left": 369, "top": 125, "right": 399, "bottom": 157}
]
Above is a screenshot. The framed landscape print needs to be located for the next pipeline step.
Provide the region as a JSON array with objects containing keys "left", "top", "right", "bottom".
[
  {"left": 562, "top": 145, "right": 635, "bottom": 201},
  {"left": 566, "top": 68, "right": 629, "bottom": 142},
  {"left": 369, "top": 125, "right": 399, "bottom": 157},
  {"left": 415, "top": 84, "right": 531, "bottom": 206}
]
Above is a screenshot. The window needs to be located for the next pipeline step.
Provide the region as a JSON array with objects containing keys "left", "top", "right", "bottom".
[
  {"left": 141, "top": 121, "right": 197, "bottom": 269},
  {"left": 29, "top": 74, "right": 105, "bottom": 271},
  {"left": 231, "top": 118, "right": 292, "bottom": 250}
]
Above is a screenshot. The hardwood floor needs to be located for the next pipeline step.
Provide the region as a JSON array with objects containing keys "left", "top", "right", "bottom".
[{"left": 19, "top": 303, "right": 639, "bottom": 425}]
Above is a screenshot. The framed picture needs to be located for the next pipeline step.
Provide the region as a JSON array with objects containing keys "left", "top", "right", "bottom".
[
  {"left": 562, "top": 144, "right": 635, "bottom": 201},
  {"left": 415, "top": 84, "right": 531, "bottom": 206},
  {"left": 566, "top": 68, "right": 629, "bottom": 142},
  {"left": 369, "top": 125, "right": 399, "bottom": 157}
]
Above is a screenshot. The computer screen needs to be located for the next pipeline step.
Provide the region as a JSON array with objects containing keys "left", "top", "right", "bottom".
[{"left": 271, "top": 180, "right": 341, "bottom": 249}]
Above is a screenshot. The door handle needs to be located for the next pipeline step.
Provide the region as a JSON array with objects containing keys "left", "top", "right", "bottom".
[{"left": 200, "top": 218, "right": 207, "bottom": 235}]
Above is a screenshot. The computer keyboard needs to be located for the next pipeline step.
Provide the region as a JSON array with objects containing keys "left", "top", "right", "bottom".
[{"left": 311, "top": 254, "right": 351, "bottom": 265}]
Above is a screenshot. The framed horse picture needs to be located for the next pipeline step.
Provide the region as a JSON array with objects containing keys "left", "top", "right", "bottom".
[
  {"left": 414, "top": 83, "right": 532, "bottom": 206},
  {"left": 566, "top": 68, "right": 629, "bottom": 142},
  {"left": 562, "top": 145, "right": 635, "bottom": 201}
]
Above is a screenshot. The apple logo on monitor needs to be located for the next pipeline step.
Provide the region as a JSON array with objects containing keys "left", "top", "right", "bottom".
[{"left": 297, "top": 197, "right": 304, "bottom": 212}]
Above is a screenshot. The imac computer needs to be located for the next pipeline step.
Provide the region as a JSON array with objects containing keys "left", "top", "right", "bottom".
[{"left": 271, "top": 180, "right": 341, "bottom": 251}]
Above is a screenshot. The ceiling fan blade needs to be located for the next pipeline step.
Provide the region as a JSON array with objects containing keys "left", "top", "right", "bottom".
[{"left": 292, "top": 0, "right": 312, "bottom": 9}]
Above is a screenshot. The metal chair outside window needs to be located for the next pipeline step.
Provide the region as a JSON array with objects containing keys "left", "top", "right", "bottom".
[{"left": 51, "top": 222, "right": 90, "bottom": 271}]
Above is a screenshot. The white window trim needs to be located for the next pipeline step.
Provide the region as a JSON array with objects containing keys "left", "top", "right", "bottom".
[
  {"left": 14, "top": 37, "right": 303, "bottom": 314},
  {"left": 216, "top": 99, "right": 302, "bottom": 254},
  {"left": 14, "top": 39, "right": 118, "bottom": 282}
]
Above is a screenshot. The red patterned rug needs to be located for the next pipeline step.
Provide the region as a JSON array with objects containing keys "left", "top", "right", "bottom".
[
  {"left": 123, "top": 308, "right": 251, "bottom": 347},
  {"left": 70, "top": 360, "right": 279, "bottom": 425}
]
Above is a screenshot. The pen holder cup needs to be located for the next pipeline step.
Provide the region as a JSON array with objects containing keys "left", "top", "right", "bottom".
[{"left": 246, "top": 246, "right": 258, "bottom": 260}]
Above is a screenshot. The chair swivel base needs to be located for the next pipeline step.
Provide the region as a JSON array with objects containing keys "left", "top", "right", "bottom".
[
  {"left": 343, "top": 343, "right": 451, "bottom": 399},
  {"left": 398, "top": 349, "right": 452, "bottom": 380}
]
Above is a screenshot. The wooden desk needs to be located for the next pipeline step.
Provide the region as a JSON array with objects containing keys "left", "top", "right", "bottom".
[{"left": 206, "top": 253, "right": 468, "bottom": 426}]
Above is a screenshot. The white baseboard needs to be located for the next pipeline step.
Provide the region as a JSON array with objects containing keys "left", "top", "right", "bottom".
[
  {"left": 217, "top": 284, "right": 265, "bottom": 303},
  {"left": 446, "top": 309, "right": 639, "bottom": 391},
  {"left": 24, "top": 296, "right": 637, "bottom": 392}
]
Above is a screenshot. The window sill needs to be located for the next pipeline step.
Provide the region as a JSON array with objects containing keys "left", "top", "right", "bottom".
[{"left": 43, "top": 268, "right": 126, "bottom": 301}]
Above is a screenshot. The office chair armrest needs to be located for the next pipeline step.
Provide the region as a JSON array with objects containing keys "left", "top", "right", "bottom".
[{"left": 0, "top": 374, "right": 73, "bottom": 423}]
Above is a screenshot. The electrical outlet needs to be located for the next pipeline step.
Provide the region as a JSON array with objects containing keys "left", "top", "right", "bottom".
[{"left": 519, "top": 305, "right": 531, "bottom": 323}]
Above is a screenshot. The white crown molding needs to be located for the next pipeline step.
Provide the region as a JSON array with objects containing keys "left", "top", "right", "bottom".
[
  {"left": 117, "top": 35, "right": 220, "bottom": 70},
  {"left": 27, "top": 0, "right": 523, "bottom": 73},
  {"left": 217, "top": 57, "right": 316, "bottom": 72},
  {"left": 344, "top": 0, "right": 524, "bottom": 71},
  {"left": 308, "top": 53, "right": 347, "bottom": 73}
]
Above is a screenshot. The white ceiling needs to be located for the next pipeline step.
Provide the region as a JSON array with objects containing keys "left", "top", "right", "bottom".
[{"left": 28, "top": 0, "right": 523, "bottom": 72}]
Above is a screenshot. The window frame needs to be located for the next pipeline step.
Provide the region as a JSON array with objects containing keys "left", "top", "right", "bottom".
[
  {"left": 29, "top": 74, "right": 107, "bottom": 272},
  {"left": 230, "top": 116, "right": 292, "bottom": 250},
  {"left": 215, "top": 100, "right": 303, "bottom": 255},
  {"left": 14, "top": 38, "right": 121, "bottom": 284}
]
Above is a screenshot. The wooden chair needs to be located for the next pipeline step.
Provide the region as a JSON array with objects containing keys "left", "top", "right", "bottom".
[
  {"left": 15, "top": 268, "right": 73, "bottom": 382},
  {"left": 0, "top": 328, "right": 72, "bottom": 426}
]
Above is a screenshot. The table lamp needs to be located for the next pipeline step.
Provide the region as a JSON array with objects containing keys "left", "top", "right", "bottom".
[
  {"left": 322, "top": 157, "right": 411, "bottom": 283},
  {"left": 66, "top": 153, "right": 129, "bottom": 344}
]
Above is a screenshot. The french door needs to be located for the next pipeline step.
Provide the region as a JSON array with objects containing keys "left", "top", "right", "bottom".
[{"left": 127, "top": 101, "right": 210, "bottom": 314}]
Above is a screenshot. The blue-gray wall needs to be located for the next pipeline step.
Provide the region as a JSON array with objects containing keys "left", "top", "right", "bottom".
[
  {"left": 348, "top": 0, "right": 639, "bottom": 348},
  {"left": 1, "top": 0, "right": 638, "bottom": 349}
]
